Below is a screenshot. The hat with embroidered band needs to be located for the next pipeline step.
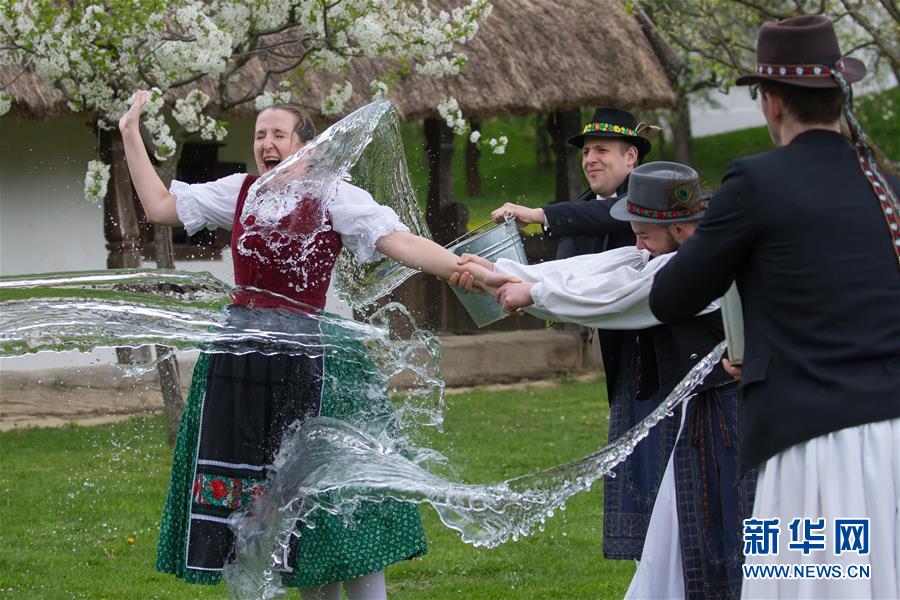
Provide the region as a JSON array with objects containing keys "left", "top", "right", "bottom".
[
  {"left": 610, "top": 161, "right": 706, "bottom": 224},
  {"left": 567, "top": 107, "right": 652, "bottom": 160},
  {"left": 735, "top": 15, "right": 866, "bottom": 89}
]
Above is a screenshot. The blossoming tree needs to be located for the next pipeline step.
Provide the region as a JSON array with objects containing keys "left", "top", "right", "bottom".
[{"left": 0, "top": 0, "right": 495, "bottom": 441}]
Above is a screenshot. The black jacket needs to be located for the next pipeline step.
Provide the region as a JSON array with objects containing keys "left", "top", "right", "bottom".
[
  {"left": 541, "top": 178, "right": 637, "bottom": 403},
  {"left": 646, "top": 312, "right": 732, "bottom": 400},
  {"left": 649, "top": 130, "right": 900, "bottom": 474},
  {"left": 542, "top": 179, "right": 635, "bottom": 260}
]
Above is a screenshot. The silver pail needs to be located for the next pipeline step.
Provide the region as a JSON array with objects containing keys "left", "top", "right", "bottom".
[{"left": 447, "top": 217, "right": 528, "bottom": 327}]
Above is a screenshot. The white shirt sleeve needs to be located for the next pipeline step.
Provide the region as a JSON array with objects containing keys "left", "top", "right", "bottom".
[
  {"left": 329, "top": 181, "right": 410, "bottom": 263},
  {"left": 495, "top": 246, "right": 648, "bottom": 282},
  {"left": 171, "top": 173, "right": 246, "bottom": 235},
  {"left": 496, "top": 250, "right": 718, "bottom": 330}
]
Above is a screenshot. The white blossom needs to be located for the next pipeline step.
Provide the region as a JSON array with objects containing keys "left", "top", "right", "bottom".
[
  {"left": 486, "top": 135, "right": 508, "bottom": 155},
  {"left": 0, "top": 91, "right": 11, "bottom": 116},
  {"left": 142, "top": 88, "right": 177, "bottom": 160},
  {"left": 321, "top": 82, "right": 353, "bottom": 116},
  {"left": 2, "top": 0, "right": 502, "bottom": 178},
  {"left": 469, "top": 130, "right": 481, "bottom": 144},
  {"left": 417, "top": 54, "right": 467, "bottom": 77},
  {"left": 255, "top": 90, "right": 292, "bottom": 111},
  {"left": 369, "top": 80, "right": 389, "bottom": 100},
  {"left": 83, "top": 159, "right": 110, "bottom": 205},
  {"left": 437, "top": 97, "right": 468, "bottom": 136}
]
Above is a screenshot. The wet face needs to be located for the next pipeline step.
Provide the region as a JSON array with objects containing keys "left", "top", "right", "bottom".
[
  {"left": 632, "top": 221, "right": 699, "bottom": 257},
  {"left": 581, "top": 138, "right": 638, "bottom": 197},
  {"left": 632, "top": 221, "right": 680, "bottom": 257},
  {"left": 253, "top": 108, "right": 304, "bottom": 174}
]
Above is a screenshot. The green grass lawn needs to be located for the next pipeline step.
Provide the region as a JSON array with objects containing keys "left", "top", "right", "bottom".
[
  {"left": 0, "top": 378, "right": 634, "bottom": 599},
  {"left": 401, "top": 86, "right": 899, "bottom": 229}
]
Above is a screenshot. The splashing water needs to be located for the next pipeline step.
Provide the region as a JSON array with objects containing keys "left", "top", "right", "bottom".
[
  {"left": 237, "top": 100, "right": 432, "bottom": 309},
  {"left": 223, "top": 343, "right": 726, "bottom": 599},
  {"left": 0, "top": 98, "right": 726, "bottom": 599},
  {"left": 0, "top": 270, "right": 445, "bottom": 432}
]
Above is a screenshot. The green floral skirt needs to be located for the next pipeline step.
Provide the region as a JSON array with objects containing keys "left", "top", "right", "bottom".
[{"left": 155, "top": 313, "right": 426, "bottom": 588}]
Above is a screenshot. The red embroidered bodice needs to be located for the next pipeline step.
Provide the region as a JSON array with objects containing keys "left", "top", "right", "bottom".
[{"left": 230, "top": 175, "right": 343, "bottom": 311}]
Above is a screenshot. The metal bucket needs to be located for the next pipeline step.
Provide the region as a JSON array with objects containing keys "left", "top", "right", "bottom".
[{"left": 447, "top": 217, "right": 528, "bottom": 327}]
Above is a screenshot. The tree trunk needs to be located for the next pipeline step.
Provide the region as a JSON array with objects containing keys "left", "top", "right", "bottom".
[
  {"left": 100, "top": 127, "right": 183, "bottom": 446},
  {"left": 152, "top": 159, "right": 185, "bottom": 446},
  {"left": 548, "top": 109, "right": 584, "bottom": 202},
  {"left": 423, "top": 117, "right": 469, "bottom": 331},
  {"left": 671, "top": 91, "right": 694, "bottom": 166},
  {"left": 99, "top": 128, "right": 152, "bottom": 366},
  {"left": 465, "top": 118, "right": 482, "bottom": 198},
  {"left": 423, "top": 117, "right": 467, "bottom": 244}
]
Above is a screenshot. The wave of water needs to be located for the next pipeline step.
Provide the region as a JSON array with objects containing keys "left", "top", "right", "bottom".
[
  {"left": 0, "top": 269, "right": 446, "bottom": 430},
  {"left": 224, "top": 343, "right": 726, "bottom": 599}
]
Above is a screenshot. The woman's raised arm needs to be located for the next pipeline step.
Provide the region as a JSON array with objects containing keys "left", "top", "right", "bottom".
[{"left": 118, "top": 91, "right": 182, "bottom": 226}]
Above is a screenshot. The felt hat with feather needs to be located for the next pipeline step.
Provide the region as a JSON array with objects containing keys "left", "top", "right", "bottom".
[{"left": 610, "top": 161, "right": 706, "bottom": 223}]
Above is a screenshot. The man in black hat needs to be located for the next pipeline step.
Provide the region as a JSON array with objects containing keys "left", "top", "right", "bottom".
[
  {"left": 490, "top": 107, "right": 650, "bottom": 259},
  {"left": 648, "top": 15, "right": 900, "bottom": 598},
  {"left": 487, "top": 108, "right": 665, "bottom": 565},
  {"left": 466, "top": 161, "right": 755, "bottom": 597}
]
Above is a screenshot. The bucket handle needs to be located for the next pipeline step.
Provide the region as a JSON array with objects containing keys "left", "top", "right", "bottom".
[{"left": 445, "top": 215, "right": 515, "bottom": 249}]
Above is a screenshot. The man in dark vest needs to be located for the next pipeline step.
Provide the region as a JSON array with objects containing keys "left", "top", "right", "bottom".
[
  {"left": 649, "top": 16, "right": 900, "bottom": 598},
  {"left": 476, "top": 162, "right": 757, "bottom": 597},
  {"left": 490, "top": 109, "right": 669, "bottom": 562}
]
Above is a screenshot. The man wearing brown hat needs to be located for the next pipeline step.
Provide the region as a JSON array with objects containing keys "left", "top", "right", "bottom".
[
  {"left": 457, "top": 161, "right": 757, "bottom": 598},
  {"left": 649, "top": 15, "right": 900, "bottom": 598}
]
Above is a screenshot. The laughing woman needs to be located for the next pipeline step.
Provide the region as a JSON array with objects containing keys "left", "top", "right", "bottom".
[{"left": 118, "top": 91, "right": 502, "bottom": 599}]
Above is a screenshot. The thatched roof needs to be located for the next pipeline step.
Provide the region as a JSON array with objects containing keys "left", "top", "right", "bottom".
[{"left": 2, "top": 0, "right": 674, "bottom": 122}]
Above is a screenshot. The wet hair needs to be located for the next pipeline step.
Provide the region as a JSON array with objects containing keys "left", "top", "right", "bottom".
[
  {"left": 259, "top": 103, "right": 316, "bottom": 142},
  {"left": 759, "top": 80, "right": 843, "bottom": 125}
]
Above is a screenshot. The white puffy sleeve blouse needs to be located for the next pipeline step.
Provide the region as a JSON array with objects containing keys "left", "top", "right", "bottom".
[{"left": 170, "top": 175, "right": 409, "bottom": 263}]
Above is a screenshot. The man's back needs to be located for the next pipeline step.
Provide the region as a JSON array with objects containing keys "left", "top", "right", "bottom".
[{"left": 651, "top": 129, "right": 900, "bottom": 472}]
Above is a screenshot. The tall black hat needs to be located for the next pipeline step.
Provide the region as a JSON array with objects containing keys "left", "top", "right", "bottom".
[{"left": 567, "top": 107, "right": 652, "bottom": 160}]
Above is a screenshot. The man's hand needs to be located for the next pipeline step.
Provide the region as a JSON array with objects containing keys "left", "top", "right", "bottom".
[
  {"left": 722, "top": 358, "right": 742, "bottom": 380},
  {"left": 497, "top": 281, "right": 535, "bottom": 313},
  {"left": 118, "top": 90, "right": 148, "bottom": 135},
  {"left": 490, "top": 202, "right": 545, "bottom": 227}
]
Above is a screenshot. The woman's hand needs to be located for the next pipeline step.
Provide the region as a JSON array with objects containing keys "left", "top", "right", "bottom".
[
  {"left": 448, "top": 261, "right": 519, "bottom": 297},
  {"left": 119, "top": 90, "right": 148, "bottom": 135},
  {"left": 448, "top": 254, "right": 495, "bottom": 292},
  {"left": 457, "top": 252, "right": 493, "bottom": 270}
]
